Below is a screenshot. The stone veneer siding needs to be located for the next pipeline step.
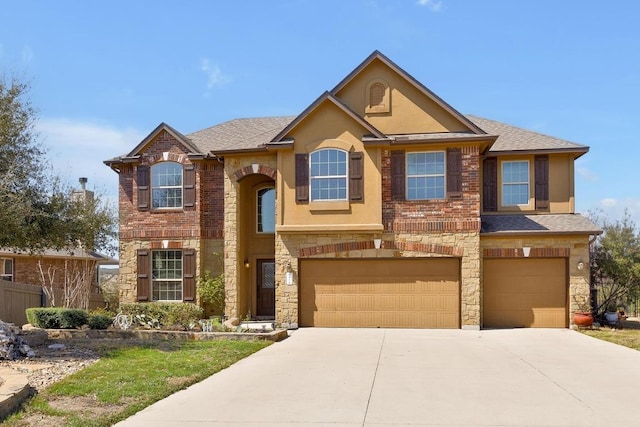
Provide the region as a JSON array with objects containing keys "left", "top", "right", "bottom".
[
  {"left": 275, "top": 231, "right": 481, "bottom": 328},
  {"left": 223, "top": 155, "right": 278, "bottom": 319},
  {"left": 480, "top": 234, "right": 592, "bottom": 326}
]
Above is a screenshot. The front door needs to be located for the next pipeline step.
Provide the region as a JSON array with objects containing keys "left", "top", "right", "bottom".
[{"left": 257, "top": 259, "right": 275, "bottom": 318}]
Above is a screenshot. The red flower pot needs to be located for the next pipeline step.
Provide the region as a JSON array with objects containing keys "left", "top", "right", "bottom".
[{"left": 573, "top": 312, "right": 594, "bottom": 327}]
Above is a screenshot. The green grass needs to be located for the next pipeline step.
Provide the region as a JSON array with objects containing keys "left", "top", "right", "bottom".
[
  {"left": 2, "top": 339, "right": 270, "bottom": 427},
  {"left": 580, "top": 318, "right": 640, "bottom": 351},
  {"left": 580, "top": 328, "right": 640, "bottom": 351}
]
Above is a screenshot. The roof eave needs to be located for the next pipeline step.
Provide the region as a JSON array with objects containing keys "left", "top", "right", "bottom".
[
  {"left": 210, "top": 147, "right": 270, "bottom": 156},
  {"left": 486, "top": 147, "right": 589, "bottom": 157},
  {"left": 390, "top": 135, "right": 498, "bottom": 145},
  {"left": 481, "top": 229, "right": 603, "bottom": 236}
]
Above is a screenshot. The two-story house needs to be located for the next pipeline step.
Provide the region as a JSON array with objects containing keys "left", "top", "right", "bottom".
[{"left": 105, "top": 51, "right": 600, "bottom": 330}]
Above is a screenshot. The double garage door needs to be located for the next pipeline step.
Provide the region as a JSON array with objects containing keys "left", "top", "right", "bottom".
[
  {"left": 483, "top": 258, "right": 568, "bottom": 328},
  {"left": 299, "top": 257, "right": 568, "bottom": 329},
  {"left": 299, "top": 258, "right": 460, "bottom": 328}
]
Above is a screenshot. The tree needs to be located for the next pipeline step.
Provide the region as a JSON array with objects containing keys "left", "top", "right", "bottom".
[
  {"left": 590, "top": 210, "right": 640, "bottom": 316},
  {"left": 0, "top": 76, "right": 117, "bottom": 255}
]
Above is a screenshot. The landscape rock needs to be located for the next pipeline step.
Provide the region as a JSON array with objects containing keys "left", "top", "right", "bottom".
[
  {"left": 223, "top": 317, "right": 240, "bottom": 329},
  {"left": 0, "top": 320, "right": 36, "bottom": 360}
]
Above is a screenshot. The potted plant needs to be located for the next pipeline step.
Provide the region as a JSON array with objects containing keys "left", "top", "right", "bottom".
[{"left": 572, "top": 303, "right": 594, "bottom": 327}]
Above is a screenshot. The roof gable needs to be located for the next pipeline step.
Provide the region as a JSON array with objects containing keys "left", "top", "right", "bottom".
[
  {"left": 331, "top": 51, "right": 485, "bottom": 135},
  {"left": 271, "top": 92, "right": 387, "bottom": 142},
  {"left": 127, "top": 122, "right": 201, "bottom": 157}
]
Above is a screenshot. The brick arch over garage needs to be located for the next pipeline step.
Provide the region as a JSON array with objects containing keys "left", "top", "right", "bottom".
[
  {"left": 297, "top": 240, "right": 463, "bottom": 257},
  {"left": 233, "top": 164, "right": 277, "bottom": 181}
]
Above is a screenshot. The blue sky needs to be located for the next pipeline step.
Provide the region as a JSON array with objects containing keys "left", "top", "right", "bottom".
[{"left": 1, "top": 0, "right": 638, "bottom": 225}]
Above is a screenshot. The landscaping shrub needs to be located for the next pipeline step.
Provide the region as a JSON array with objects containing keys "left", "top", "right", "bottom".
[
  {"left": 26, "top": 307, "right": 88, "bottom": 329},
  {"left": 88, "top": 312, "right": 113, "bottom": 329},
  {"left": 119, "top": 302, "right": 204, "bottom": 330}
]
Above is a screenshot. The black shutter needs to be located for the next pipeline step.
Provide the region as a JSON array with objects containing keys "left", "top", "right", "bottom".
[
  {"left": 295, "top": 153, "right": 309, "bottom": 203},
  {"left": 183, "top": 164, "right": 196, "bottom": 208},
  {"left": 183, "top": 249, "right": 196, "bottom": 302},
  {"left": 446, "top": 148, "right": 462, "bottom": 199},
  {"left": 483, "top": 157, "right": 497, "bottom": 212},
  {"left": 137, "top": 250, "right": 150, "bottom": 301},
  {"left": 349, "top": 152, "right": 364, "bottom": 202},
  {"left": 535, "top": 155, "right": 549, "bottom": 209},
  {"left": 391, "top": 150, "right": 405, "bottom": 200},
  {"left": 137, "top": 165, "right": 150, "bottom": 211}
]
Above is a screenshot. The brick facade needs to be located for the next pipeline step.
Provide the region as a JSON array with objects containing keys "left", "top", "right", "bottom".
[{"left": 382, "top": 146, "right": 481, "bottom": 233}]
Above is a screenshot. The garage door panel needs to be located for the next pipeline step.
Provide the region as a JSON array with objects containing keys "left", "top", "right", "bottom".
[
  {"left": 300, "top": 258, "right": 460, "bottom": 328},
  {"left": 483, "top": 258, "right": 567, "bottom": 328}
]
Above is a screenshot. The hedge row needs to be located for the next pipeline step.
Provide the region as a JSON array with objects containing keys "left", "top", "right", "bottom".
[{"left": 25, "top": 308, "right": 109, "bottom": 329}]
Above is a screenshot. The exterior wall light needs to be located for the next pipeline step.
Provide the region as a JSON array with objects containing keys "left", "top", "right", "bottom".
[
  {"left": 374, "top": 238, "right": 382, "bottom": 249},
  {"left": 577, "top": 260, "right": 585, "bottom": 271},
  {"left": 244, "top": 258, "right": 250, "bottom": 269},
  {"left": 285, "top": 261, "right": 294, "bottom": 285}
]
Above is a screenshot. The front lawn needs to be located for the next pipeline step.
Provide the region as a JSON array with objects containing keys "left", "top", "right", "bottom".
[
  {"left": 579, "top": 318, "right": 640, "bottom": 351},
  {"left": 2, "top": 339, "right": 270, "bottom": 427}
]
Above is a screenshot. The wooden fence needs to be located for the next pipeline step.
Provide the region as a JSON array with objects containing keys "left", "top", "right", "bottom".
[{"left": 0, "top": 280, "right": 105, "bottom": 326}]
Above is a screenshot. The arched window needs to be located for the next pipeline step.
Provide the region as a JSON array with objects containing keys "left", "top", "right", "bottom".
[
  {"left": 310, "top": 148, "right": 348, "bottom": 201},
  {"left": 151, "top": 162, "right": 183, "bottom": 208},
  {"left": 257, "top": 187, "right": 276, "bottom": 233}
]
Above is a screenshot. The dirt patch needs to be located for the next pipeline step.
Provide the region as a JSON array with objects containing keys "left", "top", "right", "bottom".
[
  {"left": 166, "top": 375, "right": 197, "bottom": 387},
  {"left": 13, "top": 414, "right": 67, "bottom": 427},
  {"left": 48, "top": 395, "right": 126, "bottom": 418}
]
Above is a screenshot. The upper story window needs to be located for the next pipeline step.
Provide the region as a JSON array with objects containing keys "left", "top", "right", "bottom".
[
  {"left": 151, "top": 162, "right": 183, "bottom": 209},
  {"left": 1, "top": 258, "right": 13, "bottom": 282},
  {"left": 310, "top": 148, "right": 348, "bottom": 201},
  {"left": 502, "top": 160, "right": 529, "bottom": 206},
  {"left": 151, "top": 250, "right": 182, "bottom": 301},
  {"left": 406, "top": 152, "right": 445, "bottom": 200},
  {"left": 257, "top": 187, "right": 276, "bottom": 233}
]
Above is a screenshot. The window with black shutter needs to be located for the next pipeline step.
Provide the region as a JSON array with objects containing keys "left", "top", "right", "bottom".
[{"left": 483, "top": 157, "right": 498, "bottom": 212}]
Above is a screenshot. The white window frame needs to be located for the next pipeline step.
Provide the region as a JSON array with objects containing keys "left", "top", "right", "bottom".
[
  {"left": 309, "top": 148, "right": 348, "bottom": 201},
  {"left": 151, "top": 162, "right": 183, "bottom": 209},
  {"left": 501, "top": 160, "right": 530, "bottom": 206},
  {"left": 1, "top": 258, "right": 13, "bottom": 282},
  {"left": 151, "top": 250, "right": 183, "bottom": 302},
  {"left": 256, "top": 186, "right": 276, "bottom": 234},
  {"left": 406, "top": 151, "right": 446, "bottom": 200}
]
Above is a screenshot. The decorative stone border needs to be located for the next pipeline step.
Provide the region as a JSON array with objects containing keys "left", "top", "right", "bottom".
[
  {"left": 0, "top": 367, "right": 30, "bottom": 421},
  {"left": 44, "top": 328, "right": 288, "bottom": 342}
]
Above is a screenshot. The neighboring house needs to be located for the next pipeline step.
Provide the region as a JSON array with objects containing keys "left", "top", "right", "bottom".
[
  {"left": 1, "top": 180, "right": 115, "bottom": 292},
  {"left": 105, "top": 51, "right": 600, "bottom": 329}
]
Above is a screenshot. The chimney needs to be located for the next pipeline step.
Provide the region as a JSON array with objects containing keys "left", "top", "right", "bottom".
[{"left": 71, "top": 177, "right": 94, "bottom": 204}]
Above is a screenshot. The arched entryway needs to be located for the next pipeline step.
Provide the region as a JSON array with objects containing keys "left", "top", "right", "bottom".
[{"left": 237, "top": 173, "right": 276, "bottom": 320}]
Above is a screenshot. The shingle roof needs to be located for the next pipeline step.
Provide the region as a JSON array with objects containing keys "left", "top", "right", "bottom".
[
  {"left": 467, "top": 115, "right": 588, "bottom": 153},
  {"left": 187, "top": 116, "right": 296, "bottom": 153},
  {"left": 481, "top": 214, "right": 601, "bottom": 235},
  {"left": 0, "top": 247, "right": 118, "bottom": 263}
]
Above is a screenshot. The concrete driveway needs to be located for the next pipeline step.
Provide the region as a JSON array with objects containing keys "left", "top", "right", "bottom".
[{"left": 115, "top": 328, "right": 640, "bottom": 426}]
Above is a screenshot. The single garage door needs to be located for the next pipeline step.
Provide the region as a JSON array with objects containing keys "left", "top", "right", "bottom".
[
  {"left": 483, "top": 258, "right": 568, "bottom": 328},
  {"left": 299, "top": 258, "right": 460, "bottom": 328}
]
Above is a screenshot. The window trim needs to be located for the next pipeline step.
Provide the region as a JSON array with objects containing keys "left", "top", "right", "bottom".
[
  {"left": 1, "top": 258, "right": 13, "bottom": 282},
  {"left": 151, "top": 250, "right": 183, "bottom": 302},
  {"left": 256, "top": 186, "right": 276, "bottom": 234},
  {"left": 405, "top": 151, "right": 446, "bottom": 200},
  {"left": 500, "top": 159, "right": 531, "bottom": 207},
  {"left": 309, "top": 148, "right": 349, "bottom": 202},
  {"left": 151, "top": 161, "right": 184, "bottom": 210}
]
